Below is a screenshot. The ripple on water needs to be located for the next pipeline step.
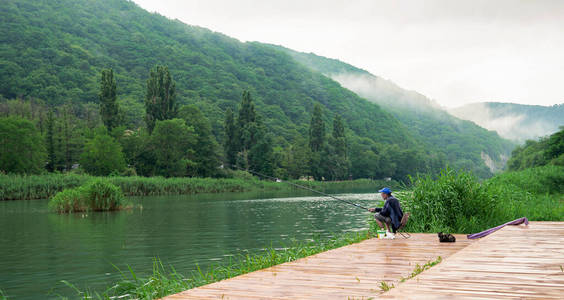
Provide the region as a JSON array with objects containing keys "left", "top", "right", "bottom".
[{"left": 0, "top": 192, "right": 374, "bottom": 299}]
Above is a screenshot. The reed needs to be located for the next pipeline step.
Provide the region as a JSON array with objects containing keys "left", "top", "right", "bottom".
[
  {"left": 1, "top": 173, "right": 388, "bottom": 201},
  {"left": 48, "top": 179, "right": 128, "bottom": 213}
]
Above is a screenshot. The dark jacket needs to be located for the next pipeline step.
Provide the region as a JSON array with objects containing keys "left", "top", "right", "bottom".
[{"left": 375, "top": 195, "right": 403, "bottom": 232}]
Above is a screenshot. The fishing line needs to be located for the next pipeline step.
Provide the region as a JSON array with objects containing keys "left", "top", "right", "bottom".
[{"left": 226, "top": 164, "right": 371, "bottom": 211}]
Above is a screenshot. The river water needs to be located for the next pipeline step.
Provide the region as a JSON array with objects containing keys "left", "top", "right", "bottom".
[{"left": 0, "top": 189, "right": 383, "bottom": 299}]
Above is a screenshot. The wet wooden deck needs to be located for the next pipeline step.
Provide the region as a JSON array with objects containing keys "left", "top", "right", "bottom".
[
  {"left": 381, "top": 221, "right": 564, "bottom": 299},
  {"left": 164, "top": 221, "right": 564, "bottom": 299},
  {"left": 164, "top": 233, "right": 474, "bottom": 299}
]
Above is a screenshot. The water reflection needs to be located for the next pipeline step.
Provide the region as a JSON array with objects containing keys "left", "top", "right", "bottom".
[{"left": 0, "top": 190, "right": 381, "bottom": 299}]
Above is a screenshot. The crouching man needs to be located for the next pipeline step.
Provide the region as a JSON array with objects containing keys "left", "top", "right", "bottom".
[{"left": 369, "top": 187, "right": 403, "bottom": 239}]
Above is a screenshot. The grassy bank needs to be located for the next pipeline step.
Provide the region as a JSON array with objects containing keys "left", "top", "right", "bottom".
[
  {"left": 403, "top": 165, "right": 564, "bottom": 234},
  {"left": 60, "top": 232, "right": 371, "bottom": 299},
  {"left": 0, "top": 173, "right": 395, "bottom": 201}
]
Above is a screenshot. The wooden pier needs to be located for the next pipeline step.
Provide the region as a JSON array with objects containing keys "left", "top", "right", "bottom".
[
  {"left": 381, "top": 221, "right": 564, "bottom": 299},
  {"left": 164, "top": 222, "right": 564, "bottom": 299}
]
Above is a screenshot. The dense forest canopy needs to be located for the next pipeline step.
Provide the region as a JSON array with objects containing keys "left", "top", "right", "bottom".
[{"left": 0, "top": 0, "right": 516, "bottom": 180}]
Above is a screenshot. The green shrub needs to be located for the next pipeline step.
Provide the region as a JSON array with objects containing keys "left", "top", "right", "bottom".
[
  {"left": 404, "top": 167, "right": 494, "bottom": 233},
  {"left": 403, "top": 166, "right": 564, "bottom": 234},
  {"left": 48, "top": 179, "right": 128, "bottom": 213}
]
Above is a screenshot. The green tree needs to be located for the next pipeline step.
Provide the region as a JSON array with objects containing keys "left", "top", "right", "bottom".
[
  {"left": 235, "top": 91, "right": 266, "bottom": 170},
  {"left": 546, "top": 127, "right": 564, "bottom": 161},
  {"left": 99, "top": 68, "right": 120, "bottom": 131},
  {"left": 223, "top": 107, "right": 238, "bottom": 166},
  {"left": 145, "top": 65, "right": 178, "bottom": 133},
  {"left": 308, "top": 104, "right": 327, "bottom": 180},
  {"left": 150, "top": 118, "right": 197, "bottom": 177},
  {"left": 80, "top": 128, "right": 126, "bottom": 176},
  {"left": 248, "top": 132, "right": 274, "bottom": 176},
  {"left": 326, "top": 114, "right": 349, "bottom": 180},
  {"left": 332, "top": 114, "right": 346, "bottom": 157},
  {"left": 309, "top": 104, "right": 325, "bottom": 153},
  {"left": 118, "top": 128, "right": 155, "bottom": 177},
  {"left": 58, "top": 104, "right": 83, "bottom": 171},
  {"left": 0, "top": 116, "right": 46, "bottom": 174},
  {"left": 45, "top": 108, "right": 56, "bottom": 172},
  {"left": 178, "top": 105, "right": 220, "bottom": 177},
  {"left": 237, "top": 91, "right": 258, "bottom": 153},
  {"left": 284, "top": 137, "right": 311, "bottom": 179}
]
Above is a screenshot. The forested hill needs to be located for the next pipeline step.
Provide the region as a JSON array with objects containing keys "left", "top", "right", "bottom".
[
  {"left": 1, "top": 0, "right": 410, "bottom": 146},
  {"left": 1, "top": 0, "right": 449, "bottom": 181},
  {"left": 273, "top": 46, "right": 516, "bottom": 176},
  {"left": 449, "top": 102, "right": 564, "bottom": 142}
]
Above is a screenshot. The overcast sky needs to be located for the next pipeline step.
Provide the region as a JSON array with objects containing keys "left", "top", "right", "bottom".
[{"left": 132, "top": 0, "right": 564, "bottom": 108}]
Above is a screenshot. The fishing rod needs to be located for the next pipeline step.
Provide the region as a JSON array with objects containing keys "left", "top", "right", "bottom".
[{"left": 226, "top": 164, "right": 371, "bottom": 211}]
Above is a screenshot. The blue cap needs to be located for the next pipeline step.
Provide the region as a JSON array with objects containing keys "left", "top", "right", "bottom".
[{"left": 378, "top": 187, "right": 392, "bottom": 194}]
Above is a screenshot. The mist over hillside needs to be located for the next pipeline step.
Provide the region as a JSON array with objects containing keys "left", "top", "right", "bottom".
[
  {"left": 275, "top": 47, "right": 515, "bottom": 175},
  {"left": 449, "top": 102, "right": 564, "bottom": 142}
]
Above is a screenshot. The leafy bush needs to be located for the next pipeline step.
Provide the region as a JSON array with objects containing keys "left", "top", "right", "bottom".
[
  {"left": 403, "top": 166, "right": 563, "bottom": 234},
  {"left": 403, "top": 167, "right": 494, "bottom": 233},
  {"left": 48, "top": 179, "right": 127, "bottom": 213},
  {"left": 80, "top": 130, "right": 127, "bottom": 176},
  {"left": 0, "top": 116, "right": 46, "bottom": 174}
]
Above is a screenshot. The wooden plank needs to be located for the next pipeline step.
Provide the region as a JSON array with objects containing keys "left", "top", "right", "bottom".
[
  {"left": 163, "top": 233, "right": 473, "bottom": 299},
  {"left": 164, "top": 222, "right": 564, "bottom": 299},
  {"left": 380, "top": 221, "right": 564, "bottom": 299}
]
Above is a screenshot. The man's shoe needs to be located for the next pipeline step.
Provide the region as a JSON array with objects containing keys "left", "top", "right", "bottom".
[{"left": 385, "top": 232, "right": 395, "bottom": 239}]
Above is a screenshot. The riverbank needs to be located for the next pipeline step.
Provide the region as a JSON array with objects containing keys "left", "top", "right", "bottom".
[
  {"left": 0, "top": 173, "right": 400, "bottom": 201},
  {"left": 62, "top": 232, "right": 373, "bottom": 299}
]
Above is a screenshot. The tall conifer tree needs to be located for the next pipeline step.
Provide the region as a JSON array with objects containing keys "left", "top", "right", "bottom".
[
  {"left": 332, "top": 114, "right": 346, "bottom": 157},
  {"left": 224, "top": 108, "right": 238, "bottom": 166},
  {"left": 309, "top": 103, "right": 325, "bottom": 152},
  {"left": 46, "top": 108, "right": 56, "bottom": 172},
  {"left": 99, "top": 68, "right": 120, "bottom": 131},
  {"left": 145, "top": 65, "right": 177, "bottom": 133},
  {"left": 237, "top": 90, "right": 258, "bottom": 153}
]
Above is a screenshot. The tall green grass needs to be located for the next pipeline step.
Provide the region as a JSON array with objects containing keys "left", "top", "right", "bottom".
[
  {"left": 487, "top": 165, "right": 564, "bottom": 195},
  {"left": 48, "top": 179, "right": 129, "bottom": 213},
  {"left": 403, "top": 165, "right": 564, "bottom": 234},
  {"left": 60, "top": 232, "right": 371, "bottom": 299},
  {"left": 0, "top": 173, "right": 391, "bottom": 201},
  {"left": 0, "top": 173, "right": 87, "bottom": 200}
]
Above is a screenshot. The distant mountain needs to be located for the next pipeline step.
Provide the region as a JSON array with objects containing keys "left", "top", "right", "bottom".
[
  {"left": 274, "top": 46, "right": 516, "bottom": 176},
  {"left": 449, "top": 102, "right": 564, "bottom": 142}
]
